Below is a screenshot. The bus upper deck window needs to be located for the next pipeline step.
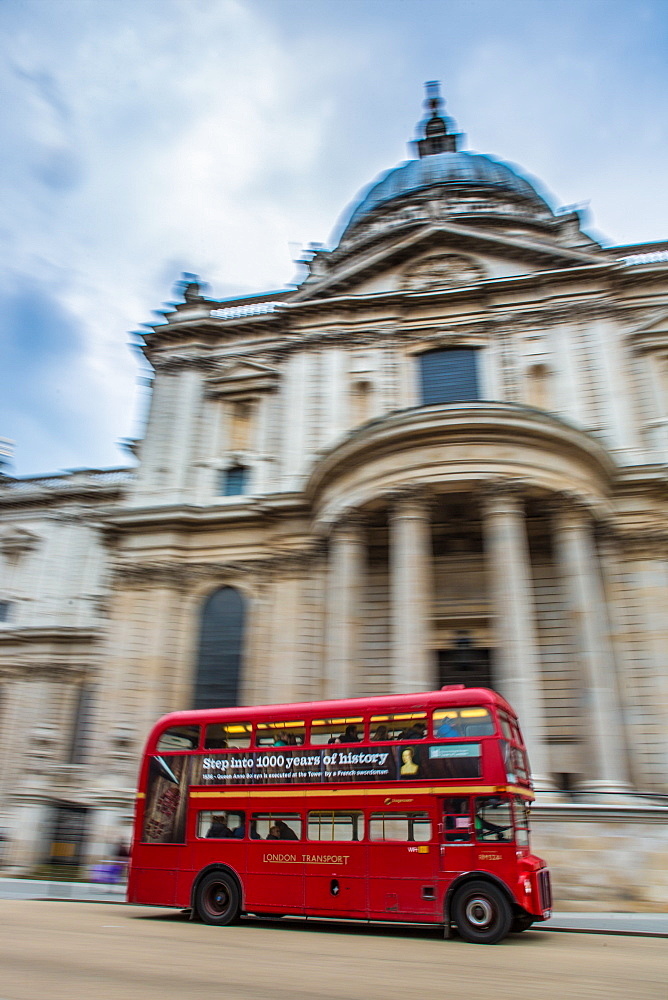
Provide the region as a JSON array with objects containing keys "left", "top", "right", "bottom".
[
  {"left": 369, "top": 712, "right": 427, "bottom": 741},
  {"left": 432, "top": 707, "right": 494, "bottom": 739},
  {"left": 156, "top": 725, "right": 200, "bottom": 751},
  {"left": 310, "top": 717, "right": 365, "bottom": 745},
  {"left": 204, "top": 722, "right": 252, "bottom": 750},
  {"left": 255, "top": 720, "right": 305, "bottom": 747}
]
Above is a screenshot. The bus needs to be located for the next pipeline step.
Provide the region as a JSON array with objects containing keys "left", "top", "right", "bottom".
[{"left": 128, "top": 686, "right": 552, "bottom": 944}]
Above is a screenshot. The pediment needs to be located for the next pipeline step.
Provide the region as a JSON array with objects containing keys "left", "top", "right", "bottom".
[
  {"left": 626, "top": 309, "right": 668, "bottom": 350},
  {"left": 0, "top": 527, "right": 40, "bottom": 557},
  {"left": 292, "top": 222, "right": 601, "bottom": 303},
  {"left": 205, "top": 357, "right": 280, "bottom": 398}
]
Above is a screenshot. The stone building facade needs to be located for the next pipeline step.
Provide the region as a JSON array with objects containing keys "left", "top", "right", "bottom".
[{"left": 1, "top": 86, "right": 667, "bottom": 906}]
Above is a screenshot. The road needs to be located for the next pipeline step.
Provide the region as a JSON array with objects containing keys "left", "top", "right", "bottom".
[{"left": 1, "top": 900, "right": 666, "bottom": 1000}]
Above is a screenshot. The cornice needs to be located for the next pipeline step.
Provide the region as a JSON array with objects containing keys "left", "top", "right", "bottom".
[
  {"left": 0, "top": 626, "right": 105, "bottom": 647},
  {"left": 112, "top": 545, "right": 327, "bottom": 588},
  {"left": 612, "top": 465, "right": 668, "bottom": 500},
  {"left": 0, "top": 661, "right": 95, "bottom": 681},
  {"left": 102, "top": 495, "right": 308, "bottom": 532},
  {"left": 610, "top": 528, "right": 668, "bottom": 554}
]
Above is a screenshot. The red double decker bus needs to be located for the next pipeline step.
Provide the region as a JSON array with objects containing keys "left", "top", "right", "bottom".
[{"left": 128, "top": 686, "right": 551, "bottom": 944}]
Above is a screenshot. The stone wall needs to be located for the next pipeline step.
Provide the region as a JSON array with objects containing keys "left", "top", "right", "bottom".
[{"left": 531, "top": 804, "right": 668, "bottom": 911}]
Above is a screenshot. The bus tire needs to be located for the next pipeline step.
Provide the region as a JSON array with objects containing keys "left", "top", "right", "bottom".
[
  {"left": 195, "top": 871, "right": 240, "bottom": 926},
  {"left": 452, "top": 880, "right": 512, "bottom": 945}
]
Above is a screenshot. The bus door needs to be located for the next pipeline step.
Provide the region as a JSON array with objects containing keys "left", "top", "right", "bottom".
[
  {"left": 245, "top": 800, "right": 305, "bottom": 914},
  {"left": 303, "top": 805, "right": 367, "bottom": 917},
  {"left": 184, "top": 795, "right": 248, "bottom": 906},
  {"left": 470, "top": 795, "right": 517, "bottom": 878},
  {"left": 440, "top": 795, "right": 516, "bottom": 883},
  {"left": 367, "top": 800, "right": 439, "bottom": 920},
  {"left": 439, "top": 796, "right": 476, "bottom": 889}
]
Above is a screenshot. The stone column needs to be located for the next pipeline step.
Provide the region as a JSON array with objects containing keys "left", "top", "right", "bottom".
[
  {"left": 170, "top": 366, "right": 204, "bottom": 501},
  {"left": 551, "top": 497, "right": 632, "bottom": 796},
  {"left": 480, "top": 483, "right": 556, "bottom": 793},
  {"left": 325, "top": 515, "right": 366, "bottom": 699},
  {"left": 389, "top": 490, "right": 434, "bottom": 693},
  {"left": 269, "top": 560, "right": 305, "bottom": 705}
]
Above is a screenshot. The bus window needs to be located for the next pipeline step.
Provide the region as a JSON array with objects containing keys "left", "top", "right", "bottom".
[
  {"left": 498, "top": 710, "right": 524, "bottom": 745},
  {"left": 204, "top": 722, "right": 252, "bottom": 750},
  {"left": 513, "top": 797, "right": 531, "bottom": 848},
  {"left": 369, "top": 812, "right": 431, "bottom": 842},
  {"left": 474, "top": 797, "right": 513, "bottom": 843},
  {"left": 197, "top": 810, "right": 246, "bottom": 839},
  {"left": 502, "top": 741, "right": 529, "bottom": 782},
  {"left": 252, "top": 813, "right": 302, "bottom": 841},
  {"left": 255, "top": 721, "right": 305, "bottom": 747},
  {"left": 369, "top": 712, "right": 427, "bottom": 741},
  {"left": 307, "top": 810, "right": 363, "bottom": 841},
  {"left": 498, "top": 711, "right": 513, "bottom": 741},
  {"left": 156, "top": 725, "right": 200, "bottom": 751},
  {"left": 433, "top": 707, "right": 494, "bottom": 739},
  {"left": 443, "top": 796, "right": 472, "bottom": 842},
  {"left": 310, "top": 717, "right": 364, "bottom": 745}
]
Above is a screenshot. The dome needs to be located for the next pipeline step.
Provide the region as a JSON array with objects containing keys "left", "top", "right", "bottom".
[{"left": 340, "top": 150, "right": 553, "bottom": 239}]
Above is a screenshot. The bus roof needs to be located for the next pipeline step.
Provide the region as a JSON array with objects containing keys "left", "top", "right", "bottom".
[{"left": 146, "top": 687, "right": 515, "bottom": 744}]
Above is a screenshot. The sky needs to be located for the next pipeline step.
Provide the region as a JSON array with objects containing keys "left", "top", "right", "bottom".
[{"left": 1, "top": 0, "right": 668, "bottom": 477}]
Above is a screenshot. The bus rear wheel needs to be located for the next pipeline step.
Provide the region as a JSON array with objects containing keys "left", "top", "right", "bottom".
[
  {"left": 195, "top": 872, "right": 240, "bottom": 926},
  {"left": 452, "top": 881, "right": 512, "bottom": 944}
]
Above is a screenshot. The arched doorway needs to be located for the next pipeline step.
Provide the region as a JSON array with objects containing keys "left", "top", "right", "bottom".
[{"left": 194, "top": 587, "right": 246, "bottom": 709}]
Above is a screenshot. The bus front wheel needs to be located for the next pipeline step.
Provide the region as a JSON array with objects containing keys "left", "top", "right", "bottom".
[
  {"left": 452, "top": 881, "right": 512, "bottom": 944},
  {"left": 195, "top": 871, "right": 240, "bottom": 926}
]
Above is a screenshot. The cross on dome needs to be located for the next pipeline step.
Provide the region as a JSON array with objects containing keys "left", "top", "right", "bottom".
[{"left": 415, "top": 80, "right": 462, "bottom": 157}]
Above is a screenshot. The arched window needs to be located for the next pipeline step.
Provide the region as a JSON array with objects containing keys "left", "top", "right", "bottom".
[
  {"left": 419, "top": 348, "right": 480, "bottom": 405},
  {"left": 194, "top": 587, "right": 246, "bottom": 708}
]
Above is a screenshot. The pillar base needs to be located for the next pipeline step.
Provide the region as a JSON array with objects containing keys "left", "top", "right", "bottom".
[
  {"left": 572, "top": 779, "right": 637, "bottom": 805},
  {"left": 531, "top": 775, "right": 566, "bottom": 803}
]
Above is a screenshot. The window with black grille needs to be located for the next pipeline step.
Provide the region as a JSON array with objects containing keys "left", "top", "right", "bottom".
[{"left": 419, "top": 348, "right": 480, "bottom": 405}]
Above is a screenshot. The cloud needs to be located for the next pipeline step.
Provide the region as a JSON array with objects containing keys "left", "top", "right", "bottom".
[{"left": 1, "top": 0, "right": 668, "bottom": 475}]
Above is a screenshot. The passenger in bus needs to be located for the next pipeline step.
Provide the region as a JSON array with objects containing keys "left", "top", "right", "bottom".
[
  {"left": 371, "top": 725, "right": 389, "bottom": 741},
  {"left": 339, "top": 724, "right": 361, "bottom": 743},
  {"left": 276, "top": 820, "right": 299, "bottom": 841},
  {"left": 206, "top": 814, "right": 233, "bottom": 838},
  {"left": 273, "top": 731, "right": 289, "bottom": 746},
  {"left": 403, "top": 722, "right": 426, "bottom": 740},
  {"left": 266, "top": 825, "right": 281, "bottom": 840},
  {"left": 436, "top": 716, "right": 460, "bottom": 738}
]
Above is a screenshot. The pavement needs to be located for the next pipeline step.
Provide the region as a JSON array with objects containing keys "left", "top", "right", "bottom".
[{"left": 1, "top": 877, "right": 666, "bottom": 936}]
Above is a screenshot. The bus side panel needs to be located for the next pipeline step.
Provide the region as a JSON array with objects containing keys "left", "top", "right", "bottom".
[{"left": 129, "top": 844, "right": 184, "bottom": 906}]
